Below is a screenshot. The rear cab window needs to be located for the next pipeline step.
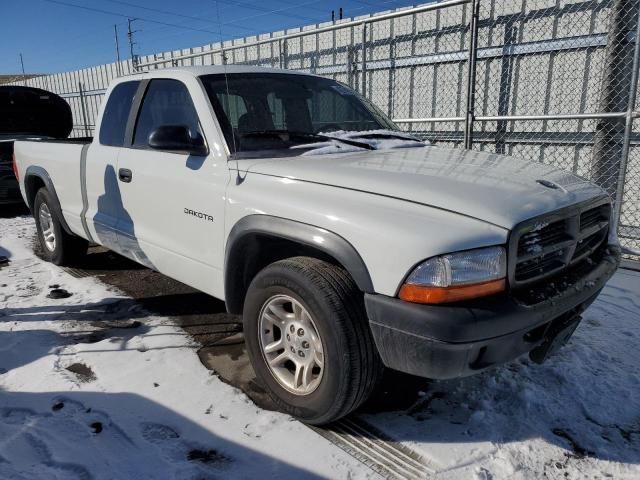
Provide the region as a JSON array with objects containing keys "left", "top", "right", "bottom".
[{"left": 99, "top": 81, "right": 140, "bottom": 147}]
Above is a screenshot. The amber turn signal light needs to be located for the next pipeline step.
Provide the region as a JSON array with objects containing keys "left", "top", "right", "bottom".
[{"left": 398, "top": 278, "right": 506, "bottom": 304}]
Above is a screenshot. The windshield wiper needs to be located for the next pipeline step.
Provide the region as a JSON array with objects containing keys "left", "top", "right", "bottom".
[
  {"left": 348, "top": 131, "right": 424, "bottom": 143},
  {"left": 240, "top": 130, "right": 375, "bottom": 150}
]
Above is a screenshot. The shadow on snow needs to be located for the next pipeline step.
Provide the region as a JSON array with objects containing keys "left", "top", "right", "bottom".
[{"left": 0, "top": 390, "right": 323, "bottom": 479}]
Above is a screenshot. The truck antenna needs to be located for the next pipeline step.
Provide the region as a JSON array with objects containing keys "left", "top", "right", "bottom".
[{"left": 215, "top": 1, "right": 243, "bottom": 185}]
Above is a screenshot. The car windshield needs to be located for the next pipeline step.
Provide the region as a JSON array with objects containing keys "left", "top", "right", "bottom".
[{"left": 199, "top": 73, "right": 405, "bottom": 156}]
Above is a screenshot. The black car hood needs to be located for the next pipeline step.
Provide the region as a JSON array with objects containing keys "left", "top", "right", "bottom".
[{"left": 0, "top": 86, "right": 72, "bottom": 139}]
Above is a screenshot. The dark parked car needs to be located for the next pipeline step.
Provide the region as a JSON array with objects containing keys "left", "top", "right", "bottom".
[{"left": 0, "top": 85, "right": 73, "bottom": 206}]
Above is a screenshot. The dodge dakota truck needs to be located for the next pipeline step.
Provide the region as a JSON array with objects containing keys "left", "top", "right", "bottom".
[{"left": 13, "top": 66, "right": 620, "bottom": 424}]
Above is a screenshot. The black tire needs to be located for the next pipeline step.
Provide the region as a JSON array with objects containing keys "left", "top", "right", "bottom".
[
  {"left": 243, "top": 256, "right": 383, "bottom": 425},
  {"left": 33, "top": 188, "right": 88, "bottom": 265}
]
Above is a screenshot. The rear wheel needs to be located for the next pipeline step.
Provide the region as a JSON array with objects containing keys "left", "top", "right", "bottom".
[
  {"left": 33, "top": 188, "right": 88, "bottom": 265},
  {"left": 243, "top": 256, "right": 383, "bottom": 424}
]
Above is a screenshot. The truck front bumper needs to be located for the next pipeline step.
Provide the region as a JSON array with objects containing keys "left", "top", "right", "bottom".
[{"left": 365, "top": 245, "right": 620, "bottom": 379}]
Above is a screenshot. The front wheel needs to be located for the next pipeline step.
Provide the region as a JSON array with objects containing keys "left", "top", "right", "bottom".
[
  {"left": 33, "top": 188, "right": 88, "bottom": 265},
  {"left": 243, "top": 256, "right": 383, "bottom": 425}
]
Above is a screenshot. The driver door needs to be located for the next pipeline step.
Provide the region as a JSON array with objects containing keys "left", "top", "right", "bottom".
[{"left": 116, "top": 78, "right": 229, "bottom": 296}]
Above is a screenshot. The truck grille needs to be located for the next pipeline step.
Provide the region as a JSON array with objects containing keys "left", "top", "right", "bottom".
[{"left": 508, "top": 198, "right": 610, "bottom": 288}]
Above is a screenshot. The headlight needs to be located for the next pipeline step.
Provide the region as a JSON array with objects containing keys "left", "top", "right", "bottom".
[{"left": 398, "top": 246, "right": 507, "bottom": 304}]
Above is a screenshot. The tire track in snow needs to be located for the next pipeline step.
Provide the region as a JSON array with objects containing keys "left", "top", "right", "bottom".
[{"left": 309, "top": 416, "right": 435, "bottom": 479}]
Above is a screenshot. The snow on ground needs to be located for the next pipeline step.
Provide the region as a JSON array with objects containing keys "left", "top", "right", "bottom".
[
  {"left": 0, "top": 215, "right": 372, "bottom": 480},
  {"left": 1, "top": 214, "right": 640, "bottom": 480},
  {"left": 364, "top": 269, "right": 640, "bottom": 479}
]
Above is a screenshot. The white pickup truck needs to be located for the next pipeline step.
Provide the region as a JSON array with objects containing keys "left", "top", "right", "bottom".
[{"left": 14, "top": 66, "right": 620, "bottom": 424}]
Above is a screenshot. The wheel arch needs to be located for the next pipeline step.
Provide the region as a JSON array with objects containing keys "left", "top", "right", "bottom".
[
  {"left": 24, "top": 166, "right": 73, "bottom": 235},
  {"left": 224, "top": 215, "right": 374, "bottom": 314}
]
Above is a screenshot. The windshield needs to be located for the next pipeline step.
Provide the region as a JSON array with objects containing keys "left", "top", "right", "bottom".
[{"left": 199, "top": 73, "right": 401, "bottom": 155}]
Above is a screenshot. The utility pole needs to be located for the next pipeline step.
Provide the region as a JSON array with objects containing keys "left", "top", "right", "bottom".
[
  {"left": 19, "top": 53, "right": 26, "bottom": 85},
  {"left": 127, "top": 18, "right": 139, "bottom": 72},
  {"left": 114, "top": 24, "right": 122, "bottom": 76}
]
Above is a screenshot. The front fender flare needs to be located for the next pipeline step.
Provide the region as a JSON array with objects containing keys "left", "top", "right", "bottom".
[{"left": 225, "top": 215, "right": 374, "bottom": 310}]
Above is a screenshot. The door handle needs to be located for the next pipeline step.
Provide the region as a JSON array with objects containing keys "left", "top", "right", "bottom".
[{"left": 118, "top": 168, "right": 132, "bottom": 183}]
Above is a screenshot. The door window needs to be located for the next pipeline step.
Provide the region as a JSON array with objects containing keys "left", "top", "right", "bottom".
[{"left": 133, "top": 79, "right": 202, "bottom": 147}]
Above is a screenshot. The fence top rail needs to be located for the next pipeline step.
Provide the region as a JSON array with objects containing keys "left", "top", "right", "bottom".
[
  {"left": 394, "top": 112, "right": 636, "bottom": 123},
  {"left": 137, "top": 0, "right": 470, "bottom": 69}
]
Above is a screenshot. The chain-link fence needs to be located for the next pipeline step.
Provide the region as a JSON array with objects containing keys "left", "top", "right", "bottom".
[{"left": 13, "top": 0, "right": 640, "bottom": 261}]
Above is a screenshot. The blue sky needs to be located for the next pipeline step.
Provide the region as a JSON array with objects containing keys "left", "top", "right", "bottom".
[{"left": 1, "top": 0, "right": 418, "bottom": 74}]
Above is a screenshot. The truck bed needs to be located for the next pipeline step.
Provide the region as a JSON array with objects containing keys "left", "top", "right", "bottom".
[{"left": 13, "top": 138, "right": 90, "bottom": 234}]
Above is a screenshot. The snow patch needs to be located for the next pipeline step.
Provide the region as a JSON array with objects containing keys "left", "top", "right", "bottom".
[{"left": 295, "top": 129, "right": 429, "bottom": 155}]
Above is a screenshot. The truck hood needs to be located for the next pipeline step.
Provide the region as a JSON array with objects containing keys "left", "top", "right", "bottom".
[{"left": 243, "top": 147, "right": 606, "bottom": 229}]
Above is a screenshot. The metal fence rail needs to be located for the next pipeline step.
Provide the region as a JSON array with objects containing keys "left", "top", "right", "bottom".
[{"left": 12, "top": 0, "right": 640, "bottom": 260}]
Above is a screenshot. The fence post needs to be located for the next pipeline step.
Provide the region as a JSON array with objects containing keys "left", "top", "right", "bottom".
[
  {"left": 592, "top": 0, "right": 639, "bottom": 199},
  {"left": 495, "top": 20, "right": 517, "bottom": 154},
  {"left": 283, "top": 39, "right": 288, "bottom": 69},
  {"left": 463, "top": 0, "right": 480, "bottom": 149},
  {"left": 78, "top": 82, "right": 90, "bottom": 138},
  {"left": 361, "top": 23, "right": 367, "bottom": 96},
  {"left": 347, "top": 46, "right": 354, "bottom": 87},
  {"left": 613, "top": 2, "right": 640, "bottom": 255}
]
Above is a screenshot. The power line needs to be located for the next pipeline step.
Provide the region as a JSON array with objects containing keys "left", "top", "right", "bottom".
[
  {"left": 103, "top": 0, "right": 258, "bottom": 26},
  {"left": 253, "top": 0, "right": 341, "bottom": 15},
  {"left": 133, "top": 5, "right": 275, "bottom": 39},
  {"left": 134, "top": 0, "right": 331, "bottom": 47},
  {"left": 140, "top": 0, "right": 328, "bottom": 40},
  {"left": 34, "top": 0, "right": 413, "bottom": 72},
  {"left": 42, "top": 0, "right": 312, "bottom": 43},
  {"left": 136, "top": 0, "right": 414, "bottom": 61},
  {"left": 43, "top": 0, "right": 226, "bottom": 37},
  {"left": 265, "top": 0, "right": 409, "bottom": 17},
  {"left": 213, "top": 0, "right": 321, "bottom": 23},
  {"left": 28, "top": 24, "right": 127, "bottom": 68},
  {"left": 103, "top": 0, "right": 319, "bottom": 26}
]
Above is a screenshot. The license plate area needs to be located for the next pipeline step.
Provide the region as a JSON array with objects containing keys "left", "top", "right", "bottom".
[{"left": 529, "top": 312, "right": 582, "bottom": 364}]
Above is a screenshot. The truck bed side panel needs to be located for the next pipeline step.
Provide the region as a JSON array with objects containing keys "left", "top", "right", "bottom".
[{"left": 15, "top": 140, "right": 87, "bottom": 239}]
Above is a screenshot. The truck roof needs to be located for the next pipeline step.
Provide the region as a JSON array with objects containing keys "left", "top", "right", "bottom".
[
  {"left": 130, "top": 65, "right": 317, "bottom": 79},
  {"left": 107, "top": 65, "right": 321, "bottom": 91}
]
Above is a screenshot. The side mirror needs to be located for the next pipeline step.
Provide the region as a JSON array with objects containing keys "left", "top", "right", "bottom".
[{"left": 148, "top": 125, "right": 207, "bottom": 155}]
